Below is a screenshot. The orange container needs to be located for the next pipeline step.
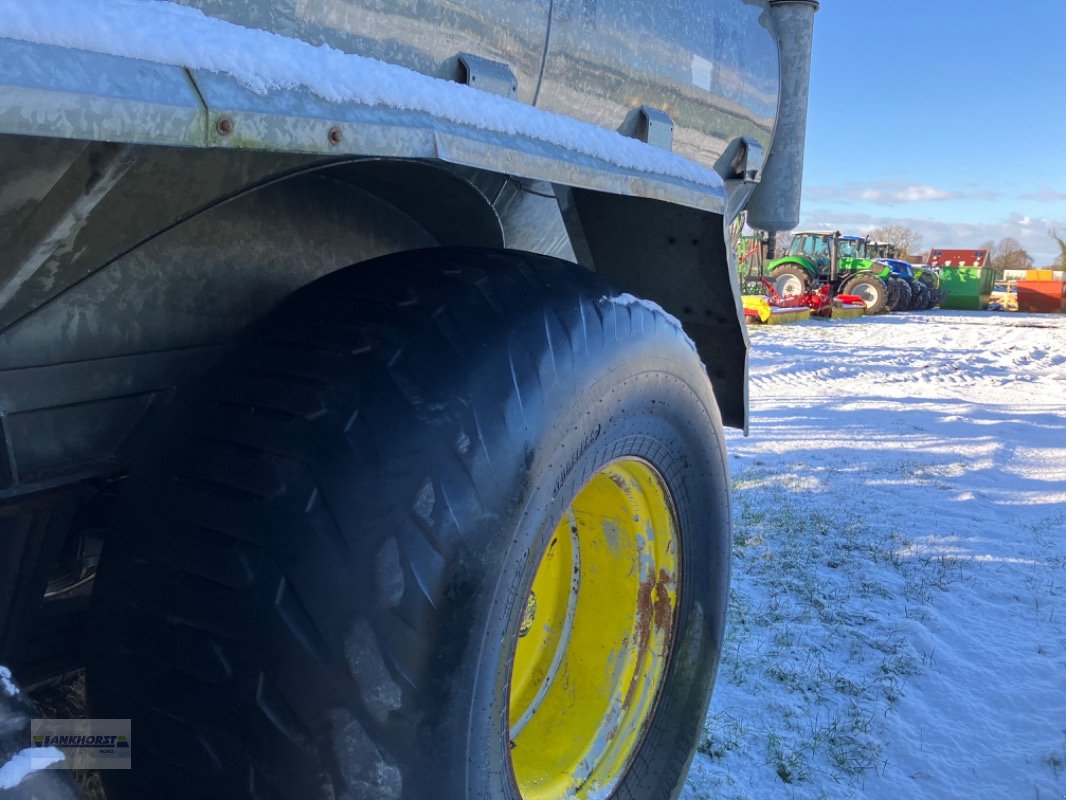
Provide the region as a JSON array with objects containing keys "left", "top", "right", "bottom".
[
  {"left": 1016, "top": 280, "right": 1066, "bottom": 313},
  {"left": 1025, "top": 269, "right": 1054, "bottom": 281}
]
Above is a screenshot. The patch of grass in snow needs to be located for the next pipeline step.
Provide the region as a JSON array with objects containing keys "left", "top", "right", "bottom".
[
  {"left": 30, "top": 672, "right": 105, "bottom": 800},
  {"left": 902, "top": 553, "right": 967, "bottom": 604},
  {"left": 1024, "top": 510, "right": 1066, "bottom": 536},
  {"left": 703, "top": 469, "right": 973, "bottom": 792},
  {"left": 766, "top": 730, "right": 808, "bottom": 784},
  {"left": 697, "top": 712, "right": 746, "bottom": 760},
  {"left": 814, "top": 704, "right": 877, "bottom": 773},
  {"left": 1024, "top": 512, "right": 1066, "bottom": 571},
  {"left": 895, "top": 459, "right": 967, "bottom": 490}
]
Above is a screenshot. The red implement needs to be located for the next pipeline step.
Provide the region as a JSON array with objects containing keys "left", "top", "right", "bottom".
[{"left": 759, "top": 279, "right": 866, "bottom": 317}]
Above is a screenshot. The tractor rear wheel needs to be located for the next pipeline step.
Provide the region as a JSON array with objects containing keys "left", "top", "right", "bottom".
[
  {"left": 893, "top": 279, "right": 913, "bottom": 312},
  {"left": 768, "top": 264, "right": 811, "bottom": 298},
  {"left": 909, "top": 282, "right": 928, "bottom": 311},
  {"left": 840, "top": 272, "right": 888, "bottom": 315},
  {"left": 882, "top": 278, "right": 900, "bottom": 311},
  {"left": 87, "top": 247, "right": 732, "bottom": 800}
]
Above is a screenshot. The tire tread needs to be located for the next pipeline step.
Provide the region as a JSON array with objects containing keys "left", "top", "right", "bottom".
[{"left": 90, "top": 247, "right": 711, "bottom": 800}]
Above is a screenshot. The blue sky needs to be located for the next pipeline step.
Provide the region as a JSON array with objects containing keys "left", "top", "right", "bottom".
[{"left": 799, "top": 0, "right": 1066, "bottom": 263}]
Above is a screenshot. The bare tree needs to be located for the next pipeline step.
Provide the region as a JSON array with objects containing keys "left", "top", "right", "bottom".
[
  {"left": 984, "top": 239, "right": 1003, "bottom": 271},
  {"left": 1051, "top": 229, "right": 1066, "bottom": 269},
  {"left": 979, "top": 238, "right": 998, "bottom": 270},
  {"left": 990, "top": 237, "right": 1034, "bottom": 274},
  {"left": 868, "top": 224, "right": 923, "bottom": 259}
]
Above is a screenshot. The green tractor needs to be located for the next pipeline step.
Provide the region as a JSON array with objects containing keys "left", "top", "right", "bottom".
[
  {"left": 914, "top": 265, "right": 944, "bottom": 308},
  {"left": 766, "top": 231, "right": 894, "bottom": 314}
]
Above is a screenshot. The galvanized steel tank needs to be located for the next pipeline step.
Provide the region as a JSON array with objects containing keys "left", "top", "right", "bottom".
[{"left": 178, "top": 0, "right": 782, "bottom": 178}]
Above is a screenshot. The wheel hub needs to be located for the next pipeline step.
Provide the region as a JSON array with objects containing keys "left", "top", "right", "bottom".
[
  {"left": 508, "top": 459, "right": 680, "bottom": 799},
  {"left": 852, "top": 282, "right": 878, "bottom": 304},
  {"left": 775, "top": 274, "right": 803, "bottom": 297}
]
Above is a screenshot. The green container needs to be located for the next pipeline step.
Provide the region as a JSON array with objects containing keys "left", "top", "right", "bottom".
[{"left": 938, "top": 267, "right": 995, "bottom": 310}]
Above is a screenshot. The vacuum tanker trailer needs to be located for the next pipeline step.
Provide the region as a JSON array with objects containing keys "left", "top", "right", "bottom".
[{"left": 0, "top": 1, "right": 818, "bottom": 797}]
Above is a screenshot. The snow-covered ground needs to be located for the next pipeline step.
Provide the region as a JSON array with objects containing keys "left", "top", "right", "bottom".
[{"left": 684, "top": 310, "right": 1066, "bottom": 800}]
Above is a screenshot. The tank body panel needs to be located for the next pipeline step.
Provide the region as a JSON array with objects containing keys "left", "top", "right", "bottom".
[
  {"left": 177, "top": 0, "right": 553, "bottom": 105},
  {"left": 175, "top": 0, "right": 780, "bottom": 170},
  {"left": 537, "top": 0, "right": 779, "bottom": 168}
]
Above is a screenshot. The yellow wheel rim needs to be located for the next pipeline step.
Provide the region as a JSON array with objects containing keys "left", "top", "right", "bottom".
[{"left": 509, "top": 459, "right": 680, "bottom": 799}]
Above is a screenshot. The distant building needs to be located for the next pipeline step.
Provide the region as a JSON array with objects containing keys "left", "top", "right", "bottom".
[{"left": 927, "top": 248, "right": 990, "bottom": 268}]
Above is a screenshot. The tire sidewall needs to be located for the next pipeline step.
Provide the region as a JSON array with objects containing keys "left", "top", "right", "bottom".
[
  {"left": 770, "top": 264, "right": 810, "bottom": 297},
  {"left": 451, "top": 340, "right": 730, "bottom": 799},
  {"left": 841, "top": 273, "right": 886, "bottom": 315}
]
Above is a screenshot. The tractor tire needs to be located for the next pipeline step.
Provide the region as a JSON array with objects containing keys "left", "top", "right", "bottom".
[
  {"left": 893, "top": 279, "right": 913, "bottom": 312},
  {"left": 840, "top": 272, "right": 888, "bottom": 315},
  {"left": 87, "top": 247, "right": 732, "bottom": 800},
  {"left": 768, "top": 263, "right": 811, "bottom": 298},
  {"left": 910, "top": 282, "right": 929, "bottom": 311},
  {"left": 882, "top": 277, "right": 900, "bottom": 312}
]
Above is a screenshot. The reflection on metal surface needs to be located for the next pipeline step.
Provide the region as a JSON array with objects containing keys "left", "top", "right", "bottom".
[
  {"left": 173, "top": 0, "right": 778, "bottom": 190},
  {"left": 747, "top": 0, "right": 819, "bottom": 231},
  {"left": 0, "top": 39, "right": 205, "bottom": 147},
  {"left": 173, "top": 0, "right": 780, "bottom": 177},
  {"left": 0, "top": 1, "right": 790, "bottom": 220},
  {"left": 0, "top": 144, "right": 137, "bottom": 314},
  {"left": 537, "top": 0, "right": 779, "bottom": 169},
  {"left": 180, "top": 0, "right": 550, "bottom": 104},
  {"left": 0, "top": 37, "right": 726, "bottom": 219}
]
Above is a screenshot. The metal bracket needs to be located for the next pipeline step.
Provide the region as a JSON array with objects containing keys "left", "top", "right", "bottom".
[
  {"left": 716, "top": 136, "right": 765, "bottom": 222},
  {"left": 715, "top": 136, "right": 764, "bottom": 183},
  {"left": 636, "top": 106, "right": 674, "bottom": 151},
  {"left": 458, "top": 53, "right": 518, "bottom": 99}
]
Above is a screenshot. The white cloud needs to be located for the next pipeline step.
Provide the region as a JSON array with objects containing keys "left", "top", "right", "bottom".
[
  {"left": 857, "top": 185, "right": 956, "bottom": 203},
  {"left": 1022, "top": 186, "right": 1066, "bottom": 202},
  {"left": 802, "top": 180, "right": 998, "bottom": 206}
]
